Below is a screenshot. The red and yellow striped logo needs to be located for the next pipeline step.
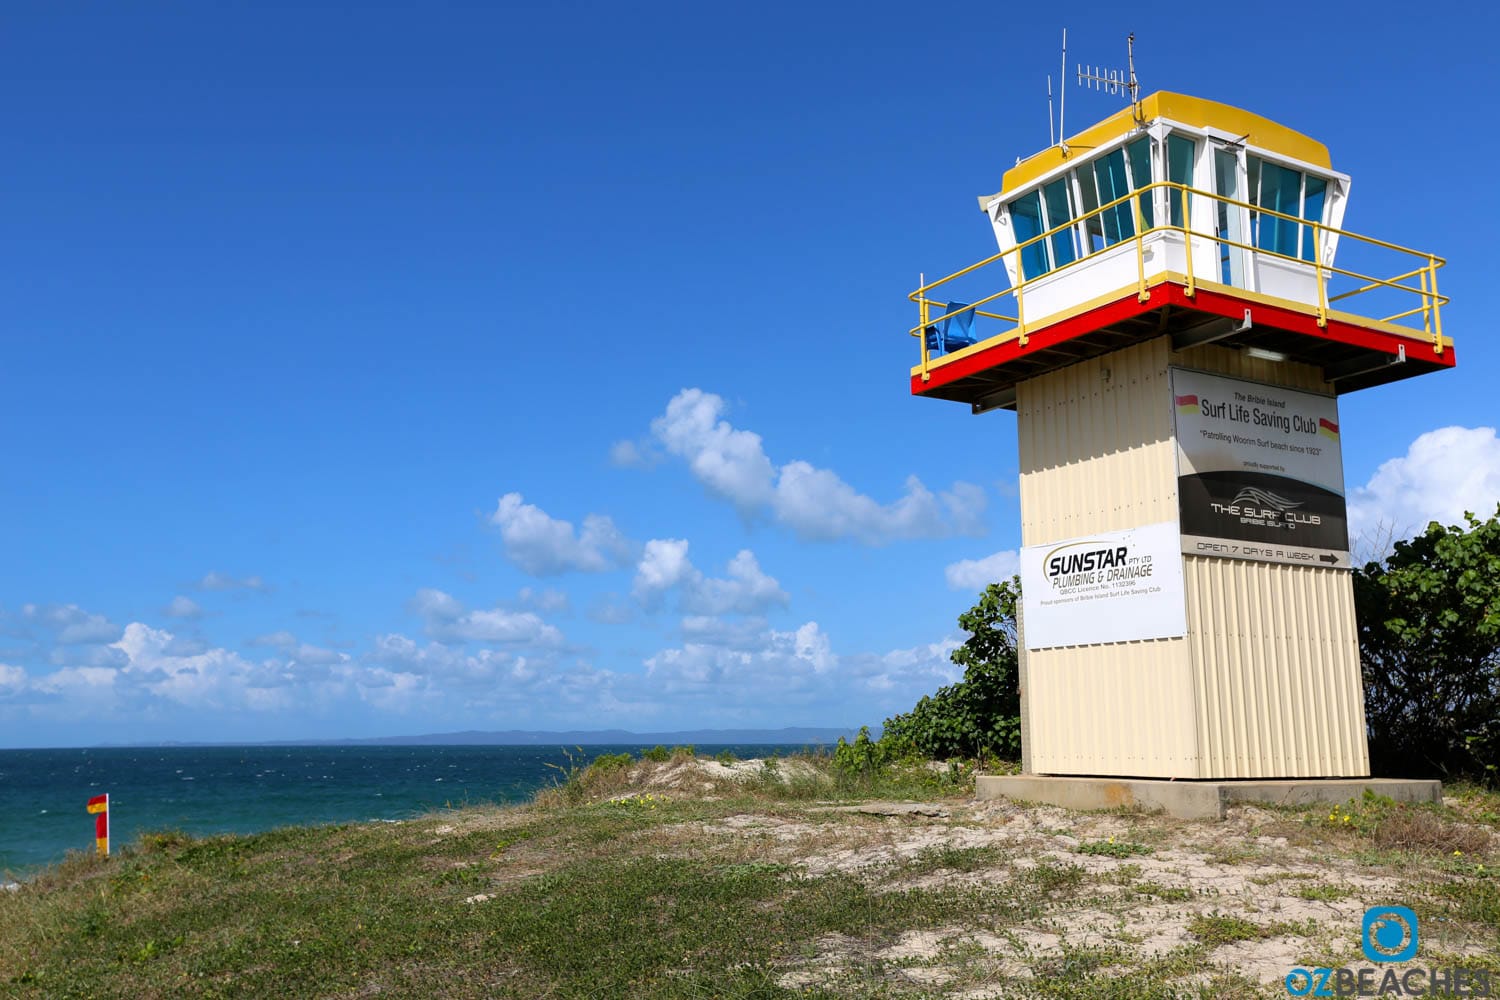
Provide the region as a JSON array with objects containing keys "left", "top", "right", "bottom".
[
  {"left": 1175, "top": 393, "right": 1200, "bottom": 415},
  {"left": 1318, "top": 417, "right": 1340, "bottom": 441}
]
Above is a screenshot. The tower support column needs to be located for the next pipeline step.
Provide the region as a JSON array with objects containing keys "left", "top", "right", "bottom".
[{"left": 1015, "top": 336, "right": 1369, "bottom": 780}]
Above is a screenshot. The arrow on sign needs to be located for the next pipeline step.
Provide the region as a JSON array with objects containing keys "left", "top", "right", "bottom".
[{"left": 1318, "top": 554, "right": 1339, "bottom": 565}]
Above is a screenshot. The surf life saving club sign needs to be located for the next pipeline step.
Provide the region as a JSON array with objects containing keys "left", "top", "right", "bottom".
[{"left": 1171, "top": 368, "right": 1351, "bottom": 569}]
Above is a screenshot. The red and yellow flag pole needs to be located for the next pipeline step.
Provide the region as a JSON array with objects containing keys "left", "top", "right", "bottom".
[{"left": 86, "top": 794, "right": 109, "bottom": 856}]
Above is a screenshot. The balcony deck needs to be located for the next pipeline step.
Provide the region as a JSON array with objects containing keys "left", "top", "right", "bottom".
[{"left": 910, "top": 183, "right": 1452, "bottom": 413}]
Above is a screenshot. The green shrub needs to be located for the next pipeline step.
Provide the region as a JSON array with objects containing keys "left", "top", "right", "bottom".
[
  {"left": 832, "top": 727, "right": 891, "bottom": 784},
  {"left": 588, "top": 752, "right": 634, "bottom": 773},
  {"left": 642, "top": 745, "right": 671, "bottom": 763},
  {"left": 1356, "top": 506, "right": 1500, "bottom": 785},
  {"left": 880, "top": 578, "right": 1022, "bottom": 761}
]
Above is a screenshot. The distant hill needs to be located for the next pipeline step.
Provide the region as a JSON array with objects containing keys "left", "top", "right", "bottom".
[
  {"left": 99, "top": 726, "right": 860, "bottom": 749},
  {"left": 319, "top": 726, "right": 856, "bottom": 747}
]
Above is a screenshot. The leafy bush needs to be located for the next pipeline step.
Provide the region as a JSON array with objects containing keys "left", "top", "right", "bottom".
[
  {"left": 832, "top": 726, "right": 892, "bottom": 783},
  {"left": 642, "top": 745, "right": 671, "bottom": 763},
  {"left": 880, "top": 578, "right": 1022, "bottom": 761},
  {"left": 589, "top": 752, "right": 634, "bottom": 772},
  {"left": 1356, "top": 506, "right": 1500, "bottom": 784}
]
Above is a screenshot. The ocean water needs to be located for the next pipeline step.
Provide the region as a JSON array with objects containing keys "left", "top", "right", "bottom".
[{"left": 0, "top": 744, "right": 810, "bottom": 876}]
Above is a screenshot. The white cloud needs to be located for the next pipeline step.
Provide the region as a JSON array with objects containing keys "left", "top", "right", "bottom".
[
  {"left": 197, "top": 572, "right": 268, "bottom": 593},
  {"left": 608, "top": 439, "right": 661, "bottom": 469},
  {"left": 408, "top": 588, "right": 564, "bottom": 646},
  {"left": 689, "top": 550, "right": 788, "bottom": 616},
  {"left": 650, "top": 389, "right": 777, "bottom": 512},
  {"left": 163, "top": 596, "right": 203, "bottom": 620},
  {"left": 247, "top": 630, "right": 346, "bottom": 666},
  {"left": 22, "top": 603, "right": 122, "bottom": 645},
  {"left": 115, "top": 623, "right": 283, "bottom": 708},
  {"left": 642, "top": 620, "right": 962, "bottom": 718},
  {"left": 449, "top": 609, "right": 561, "bottom": 644},
  {"left": 632, "top": 541, "right": 789, "bottom": 615},
  {"left": 489, "top": 493, "right": 633, "bottom": 575},
  {"left": 48, "top": 644, "right": 128, "bottom": 669},
  {"left": 944, "top": 549, "right": 1021, "bottom": 590},
  {"left": 788, "top": 621, "right": 835, "bottom": 673},
  {"left": 679, "top": 615, "right": 770, "bottom": 647},
  {"left": 33, "top": 665, "right": 118, "bottom": 697},
  {"left": 0, "top": 664, "right": 27, "bottom": 697},
  {"left": 409, "top": 588, "right": 465, "bottom": 620},
  {"left": 291, "top": 644, "right": 348, "bottom": 667},
  {"left": 633, "top": 539, "right": 696, "bottom": 602},
  {"left": 1348, "top": 426, "right": 1500, "bottom": 546},
  {"left": 646, "top": 389, "right": 986, "bottom": 543},
  {"left": 371, "top": 634, "right": 533, "bottom": 685},
  {"left": 773, "top": 464, "right": 987, "bottom": 542}
]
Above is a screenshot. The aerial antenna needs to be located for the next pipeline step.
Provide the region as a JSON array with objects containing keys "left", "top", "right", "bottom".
[
  {"left": 1047, "top": 76, "right": 1055, "bottom": 147},
  {"left": 1057, "top": 29, "right": 1068, "bottom": 154},
  {"left": 1077, "top": 32, "right": 1143, "bottom": 124}
]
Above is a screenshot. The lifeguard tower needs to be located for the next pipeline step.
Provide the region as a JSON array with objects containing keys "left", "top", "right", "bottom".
[{"left": 912, "top": 86, "right": 1453, "bottom": 816}]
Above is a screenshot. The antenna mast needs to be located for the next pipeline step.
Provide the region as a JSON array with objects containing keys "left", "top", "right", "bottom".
[
  {"left": 1047, "top": 76, "right": 1055, "bottom": 147},
  {"left": 1058, "top": 29, "right": 1068, "bottom": 153},
  {"left": 1078, "top": 32, "right": 1143, "bottom": 124}
]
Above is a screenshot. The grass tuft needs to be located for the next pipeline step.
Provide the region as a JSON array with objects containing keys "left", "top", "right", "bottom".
[
  {"left": 1187, "top": 912, "right": 1294, "bottom": 947},
  {"left": 1076, "top": 838, "right": 1153, "bottom": 859}
]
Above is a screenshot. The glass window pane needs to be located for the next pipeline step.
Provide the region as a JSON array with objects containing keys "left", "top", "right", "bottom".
[
  {"left": 1009, "top": 191, "right": 1049, "bottom": 279},
  {"left": 1248, "top": 155, "right": 1261, "bottom": 247},
  {"left": 1093, "top": 150, "right": 1134, "bottom": 245},
  {"left": 1214, "top": 149, "right": 1240, "bottom": 284},
  {"left": 1167, "top": 135, "right": 1195, "bottom": 227},
  {"left": 1301, "top": 176, "right": 1326, "bottom": 261},
  {"left": 1127, "top": 137, "right": 1153, "bottom": 228},
  {"left": 1076, "top": 168, "right": 1104, "bottom": 252},
  {"left": 1257, "top": 160, "right": 1302, "bottom": 257},
  {"left": 1042, "top": 179, "right": 1077, "bottom": 268}
]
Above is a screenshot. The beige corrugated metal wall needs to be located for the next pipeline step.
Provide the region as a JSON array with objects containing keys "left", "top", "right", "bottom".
[{"left": 1016, "top": 337, "right": 1369, "bottom": 778}]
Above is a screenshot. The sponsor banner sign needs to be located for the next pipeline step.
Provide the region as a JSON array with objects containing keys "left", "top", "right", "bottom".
[
  {"left": 1020, "top": 521, "right": 1186, "bottom": 650},
  {"left": 1171, "top": 368, "right": 1350, "bottom": 569}
]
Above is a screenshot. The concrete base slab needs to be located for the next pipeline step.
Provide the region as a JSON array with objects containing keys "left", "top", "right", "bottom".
[{"left": 975, "top": 774, "right": 1442, "bottom": 820}]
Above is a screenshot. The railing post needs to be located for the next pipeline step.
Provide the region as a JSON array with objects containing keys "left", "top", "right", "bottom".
[
  {"left": 1314, "top": 223, "right": 1328, "bottom": 328},
  {"left": 1181, "top": 185, "right": 1195, "bottom": 299},
  {"left": 1428, "top": 257, "right": 1444, "bottom": 355},
  {"left": 1133, "top": 198, "right": 1149, "bottom": 303},
  {"left": 918, "top": 272, "right": 931, "bottom": 380},
  {"left": 1419, "top": 266, "right": 1432, "bottom": 342},
  {"left": 1015, "top": 250, "right": 1028, "bottom": 347}
]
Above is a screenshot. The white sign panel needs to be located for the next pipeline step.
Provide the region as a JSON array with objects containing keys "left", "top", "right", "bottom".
[
  {"left": 1171, "top": 368, "right": 1350, "bottom": 569},
  {"left": 1020, "top": 521, "right": 1187, "bottom": 650}
]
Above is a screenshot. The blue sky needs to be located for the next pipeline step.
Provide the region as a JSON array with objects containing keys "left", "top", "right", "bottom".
[{"left": 2, "top": 2, "right": 1498, "bottom": 746}]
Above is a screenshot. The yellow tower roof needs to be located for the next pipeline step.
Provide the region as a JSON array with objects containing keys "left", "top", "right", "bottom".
[{"left": 998, "top": 91, "right": 1331, "bottom": 196}]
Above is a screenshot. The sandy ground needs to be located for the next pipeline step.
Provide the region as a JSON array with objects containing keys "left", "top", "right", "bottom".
[{"left": 615, "top": 759, "right": 1497, "bottom": 994}]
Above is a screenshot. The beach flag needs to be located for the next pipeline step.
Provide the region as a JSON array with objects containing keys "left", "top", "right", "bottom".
[
  {"left": 1175, "top": 393, "right": 1200, "bottom": 415},
  {"left": 86, "top": 794, "right": 109, "bottom": 856},
  {"left": 1318, "top": 417, "right": 1340, "bottom": 441}
]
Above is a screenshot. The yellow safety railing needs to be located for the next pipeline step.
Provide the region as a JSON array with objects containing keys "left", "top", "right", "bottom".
[{"left": 910, "top": 180, "right": 1448, "bottom": 379}]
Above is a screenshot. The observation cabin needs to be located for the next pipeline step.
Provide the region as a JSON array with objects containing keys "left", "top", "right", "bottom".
[
  {"left": 911, "top": 91, "right": 1452, "bottom": 410},
  {"left": 910, "top": 92, "right": 1456, "bottom": 789}
]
